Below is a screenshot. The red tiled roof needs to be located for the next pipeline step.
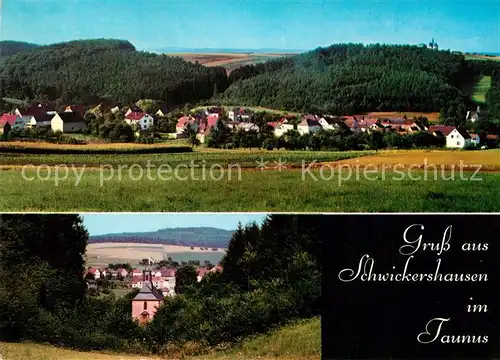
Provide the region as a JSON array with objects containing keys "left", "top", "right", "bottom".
[
  {"left": 428, "top": 125, "right": 456, "bottom": 136},
  {"left": 267, "top": 122, "right": 278, "bottom": 128},
  {"left": 125, "top": 112, "right": 146, "bottom": 121},
  {"left": 176, "top": 116, "right": 194, "bottom": 128},
  {"left": 0, "top": 114, "right": 18, "bottom": 126},
  {"left": 161, "top": 269, "right": 176, "bottom": 277}
]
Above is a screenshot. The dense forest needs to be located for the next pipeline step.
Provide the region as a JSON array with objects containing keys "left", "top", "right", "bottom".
[
  {"left": 221, "top": 44, "right": 498, "bottom": 114},
  {"left": 1, "top": 40, "right": 499, "bottom": 117},
  {"left": 0, "top": 41, "right": 39, "bottom": 58},
  {"left": 0, "top": 39, "right": 229, "bottom": 106},
  {"left": 0, "top": 215, "right": 320, "bottom": 356}
]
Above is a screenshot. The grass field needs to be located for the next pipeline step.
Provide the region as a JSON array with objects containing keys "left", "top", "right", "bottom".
[
  {"left": 471, "top": 75, "right": 492, "bottom": 104},
  {"left": 0, "top": 150, "right": 499, "bottom": 211},
  {"left": 86, "top": 243, "right": 226, "bottom": 267},
  {"left": 0, "top": 318, "right": 320, "bottom": 360}
]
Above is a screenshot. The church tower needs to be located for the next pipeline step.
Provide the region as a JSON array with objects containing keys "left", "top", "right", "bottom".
[{"left": 131, "top": 266, "right": 164, "bottom": 325}]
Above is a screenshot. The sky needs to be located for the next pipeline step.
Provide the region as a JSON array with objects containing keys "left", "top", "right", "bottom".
[
  {"left": 2, "top": 0, "right": 499, "bottom": 53},
  {"left": 81, "top": 213, "right": 268, "bottom": 236}
]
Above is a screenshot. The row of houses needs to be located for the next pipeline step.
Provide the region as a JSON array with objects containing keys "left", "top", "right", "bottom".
[
  {"left": 0, "top": 103, "right": 161, "bottom": 135},
  {"left": 86, "top": 265, "right": 223, "bottom": 298}
]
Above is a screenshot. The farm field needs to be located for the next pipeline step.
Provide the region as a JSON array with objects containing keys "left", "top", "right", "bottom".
[
  {"left": 86, "top": 243, "right": 226, "bottom": 267},
  {"left": 191, "top": 105, "right": 300, "bottom": 116},
  {"left": 464, "top": 54, "right": 500, "bottom": 62},
  {"left": 0, "top": 149, "right": 370, "bottom": 168},
  {"left": 471, "top": 75, "right": 491, "bottom": 104},
  {"left": 365, "top": 111, "right": 440, "bottom": 122},
  {"left": 0, "top": 150, "right": 499, "bottom": 212},
  {"left": 0, "top": 317, "right": 320, "bottom": 360},
  {"left": 169, "top": 52, "right": 297, "bottom": 73}
]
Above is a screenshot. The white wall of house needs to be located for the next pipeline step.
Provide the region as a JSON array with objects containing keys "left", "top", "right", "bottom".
[
  {"left": 298, "top": 124, "right": 321, "bottom": 135},
  {"left": 446, "top": 129, "right": 471, "bottom": 149},
  {"left": 125, "top": 114, "right": 154, "bottom": 130},
  {"left": 274, "top": 124, "right": 294, "bottom": 137},
  {"left": 50, "top": 114, "right": 85, "bottom": 133}
]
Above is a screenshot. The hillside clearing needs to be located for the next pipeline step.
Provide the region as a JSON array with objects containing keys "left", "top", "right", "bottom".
[
  {"left": 0, "top": 318, "right": 320, "bottom": 360},
  {"left": 471, "top": 75, "right": 492, "bottom": 104}
]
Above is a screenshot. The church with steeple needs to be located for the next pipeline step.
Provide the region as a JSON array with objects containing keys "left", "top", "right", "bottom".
[{"left": 131, "top": 267, "right": 164, "bottom": 325}]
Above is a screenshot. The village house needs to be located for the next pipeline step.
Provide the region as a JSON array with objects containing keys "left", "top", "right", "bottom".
[
  {"left": 131, "top": 268, "right": 164, "bottom": 325},
  {"left": 343, "top": 116, "right": 360, "bottom": 133},
  {"left": 176, "top": 115, "right": 197, "bottom": 134},
  {"left": 116, "top": 268, "right": 128, "bottom": 278},
  {"left": 428, "top": 125, "right": 457, "bottom": 138},
  {"left": 0, "top": 114, "right": 16, "bottom": 135},
  {"left": 64, "top": 105, "right": 87, "bottom": 114},
  {"left": 125, "top": 105, "right": 143, "bottom": 117},
  {"left": 51, "top": 112, "right": 85, "bottom": 133},
  {"left": 229, "top": 108, "right": 252, "bottom": 122},
  {"left": 155, "top": 109, "right": 166, "bottom": 117},
  {"left": 124, "top": 112, "right": 154, "bottom": 130},
  {"left": 237, "top": 122, "right": 259, "bottom": 132},
  {"left": 31, "top": 114, "right": 53, "bottom": 128},
  {"left": 110, "top": 106, "right": 121, "bottom": 114},
  {"left": 132, "top": 268, "right": 143, "bottom": 277},
  {"left": 297, "top": 117, "right": 322, "bottom": 135},
  {"left": 87, "top": 267, "right": 101, "bottom": 279},
  {"left": 446, "top": 128, "right": 472, "bottom": 149},
  {"left": 196, "top": 267, "right": 210, "bottom": 282},
  {"left": 196, "top": 113, "right": 219, "bottom": 143}
]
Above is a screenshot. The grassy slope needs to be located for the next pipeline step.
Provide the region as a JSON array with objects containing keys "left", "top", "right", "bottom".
[
  {"left": 0, "top": 318, "right": 320, "bottom": 360},
  {"left": 471, "top": 75, "right": 492, "bottom": 104}
]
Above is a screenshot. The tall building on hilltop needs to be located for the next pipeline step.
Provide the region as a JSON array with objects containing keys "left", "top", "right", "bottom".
[
  {"left": 429, "top": 38, "right": 439, "bottom": 50},
  {"left": 131, "top": 267, "right": 164, "bottom": 325}
]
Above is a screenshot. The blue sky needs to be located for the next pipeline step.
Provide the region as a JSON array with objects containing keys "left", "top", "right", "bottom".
[
  {"left": 81, "top": 213, "right": 268, "bottom": 236},
  {"left": 2, "top": 0, "right": 499, "bottom": 53}
]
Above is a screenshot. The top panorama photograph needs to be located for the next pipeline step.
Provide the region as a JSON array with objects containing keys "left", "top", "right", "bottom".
[{"left": 0, "top": 0, "right": 499, "bottom": 212}]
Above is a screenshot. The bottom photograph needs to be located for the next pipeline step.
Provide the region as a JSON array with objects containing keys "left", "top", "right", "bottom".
[
  {"left": 0, "top": 213, "right": 321, "bottom": 360},
  {"left": 0, "top": 213, "right": 498, "bottom": 360}
]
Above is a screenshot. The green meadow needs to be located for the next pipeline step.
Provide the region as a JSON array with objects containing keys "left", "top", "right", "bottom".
[
  {"left": 471, "top": 75, "right": 491, "bottom": 104},
  {"left": 0, "top": 167, "right": 499, "bottom": 212}
]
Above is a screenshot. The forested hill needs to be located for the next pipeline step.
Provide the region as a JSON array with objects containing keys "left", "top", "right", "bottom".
[
  {"left": 0, "top": 39, "right": 229, "bottom": 105},
  {"left": 0, "top": 41, "right": 40, "bottom": 58},
  {"left": 89, "top": 227, "right": 235, "bottom": 248},
  {"left": 221, "top": 43, "right": 482, "bottom": 114}
]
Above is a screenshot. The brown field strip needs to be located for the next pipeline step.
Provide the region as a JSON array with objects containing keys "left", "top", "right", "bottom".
[
  {"left": 365, "top": 112, "right": 440, "bottom": 121},
  {"left": 330, "top": 150, "right": 500, "bottom": 171}
]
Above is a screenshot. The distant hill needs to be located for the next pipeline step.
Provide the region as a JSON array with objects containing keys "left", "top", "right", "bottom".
[
  {"left": 0, "top": 41, "right": 40, "bottom": 58},
  {"left": 89, "top": 227, "right": 234, "bottom": 248},
  {"left": 0, "top": 38, "right": 228, "bottom": 105}
]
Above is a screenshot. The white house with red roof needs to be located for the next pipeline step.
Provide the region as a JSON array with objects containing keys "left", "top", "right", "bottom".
[
  {"left": 87, "top": 267, "right": 101, "bottom": 279},
  {"left": 0, "top": 114, "right": 17, "bottom": 134},
  {"left": 196, "top": 267, "right": 210, "bottom": 282},
  {"left": 429, "top": 125, "right": 456, "bottom": 137},
  {"left": 176, "top": 115, "right": 196, "bottom": 134},
  {"left": 125, "top": 112, "right": 154, "bottom": 130}
]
